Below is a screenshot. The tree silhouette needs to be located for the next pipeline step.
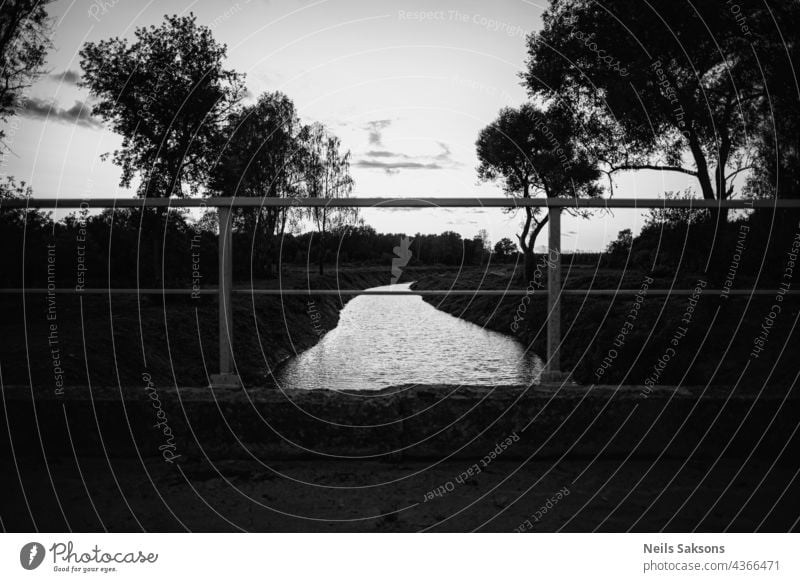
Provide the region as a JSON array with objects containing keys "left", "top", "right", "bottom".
[
  {"left": 525, "top": 1, "right": 773, "bottom": 200},
  {"left": 80, "top": 13, "right": 245, "bottom": 283},
  {"left": 744, "top": 4, "right": 800, "bottom": 200},
  {"left": 476, "top": 101, "right": 599, "bottom": 281},
  {"left": 301, "top": 123, "right": 356, "bottom": 275},
  {"left": 0, "top": 0, "right": 53, "bottom": 148},
  {"left": 81, "top": 13, "right": 245, "bottom": 198},
  {"left": 494, "top": 237, "right": 517, "bottom": 261},
  {"left": 523, "top": 0, "right": 800, "bottom": 283},
  {"left": 212, "top": 91, "right": 305, "bottom": 276},
  {"left": 605, "top": 228, "right": 632, "bottom": 257}
]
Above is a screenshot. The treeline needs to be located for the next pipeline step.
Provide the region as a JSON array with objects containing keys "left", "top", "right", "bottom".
[
  {"left": 2, "top": 9, "right": 367, "bottom": 283},
  {"left": 3, "top": 12, "right": 365, "bottom": 283},
  {"left": 0, "top": 193, "right": 504, "bottom": 287},
  {"left": 4, "top": 4, "right": 800, "bottom": 289},
  {"left": 603, "top": 196, "right": 800, "bottom": 283}
]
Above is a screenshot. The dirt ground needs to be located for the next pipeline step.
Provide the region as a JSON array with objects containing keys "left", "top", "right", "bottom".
[{"left": 2, "top": 453, "right": 798, "bottom": 532}]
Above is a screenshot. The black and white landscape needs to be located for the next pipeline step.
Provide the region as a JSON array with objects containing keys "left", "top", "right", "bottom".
[{"left": 1, "top": 0, "right": 799, "bottom": 533}]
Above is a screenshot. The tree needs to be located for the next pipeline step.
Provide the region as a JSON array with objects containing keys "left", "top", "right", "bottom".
[
  {"left": 212, "top": 91, "right": 304, "bottom": 276},
  {"left": 0, "top": 0, "right": 52, "bottom": 148},
  {"left": 80, "top": 13, "right": 245, "bottom": 283},
  {"left": 476, "top": 101, "right": 600, "bottom": 281},
  {"left": 0, "top": 175, "right": 48, "bottom": 227},
  {"left": 523, "top": 0, "right": 800, "bottom": 260},
  {"left": 81, "top": 13, "right": 245, "bottom": 198},
  {"left": 476, "top": 228, "right": 491, "bottom": 251},
  {"left": 494, "top": 237, "right": 517, "bottom": 261},
  {"left": 474, "top": 228, "right": 491, "bottom": 264},
  {"left": 642, "top": 190, "right": 710, "bottom": 231},
  {"left": 744, "top": 5, "right": 800, "bottom": 200},
  {"left": 605, "top": 229, "right": 632, "bottom": 257},
  {"left": 301, "top": 123, "right": 356, "bottom": 275},
  {"left": 527, "top": 1, "right": 759, "bottom": 197}
]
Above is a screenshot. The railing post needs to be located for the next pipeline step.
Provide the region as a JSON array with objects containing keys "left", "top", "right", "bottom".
[
  {"left": 542, "top": 206, "right": 568, "bottom": 383},
  {"left": 210, "top": 204, "right": 242, "bottom": 389}
]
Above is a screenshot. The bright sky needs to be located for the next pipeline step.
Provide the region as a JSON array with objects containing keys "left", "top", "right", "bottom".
[{"left": 1, "top": 0, "right": 701, "bottom": 251}]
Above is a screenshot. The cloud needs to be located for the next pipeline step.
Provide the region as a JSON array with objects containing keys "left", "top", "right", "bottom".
[
  {"left": 354, "top": 141, "right": 459, "bottom": 174},
  {"left": 50, "top": 69, "right": 81, "bottom": 85},
  {"left": 20, "top": 98, "right": 102, "bottom": 129},
  {"left": 354, "top": 159, "right": 444, "bottom": 171},
  {"left": 435, "top": 141, "right": 452, "bottom": 160},
  {"left": 364, "top": 119, "right": 391, "bottom": 146},
  {"left": 364, "top": 150, "right": 411, "bottom": 159},
  {"left": 376, "top": 206, "right": 454, "bottom": 213}
]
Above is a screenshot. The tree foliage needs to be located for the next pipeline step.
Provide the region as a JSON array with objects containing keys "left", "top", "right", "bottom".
[
  {"left": 524, "top": 0, "right": 800, "bottom": 202},
  {"left": 0, "top": 0, "right": 52, "bottom": 146},
  {"left": 80, "top": 13, "right": 245, "bottom": 198},
  {"left": 743, "top": 5, "right": 800, "bottom": 199},
  {"left": 212, "top": 91, "right": 302, "bottom": 200},
  {"left": 302, "top": 122, "right": 356, "bottom": 274},
  {"left": 494, "top": 237, "right": 518, "bottom": 260},
  {"left": 211, "top": 91, "right": 306, "bottom": 274},
  {"left": 476, "top": 101, "right": 599, "bottom": 279}
]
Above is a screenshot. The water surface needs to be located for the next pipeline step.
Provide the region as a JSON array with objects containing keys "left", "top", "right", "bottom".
[{"left": 275, "top": 283, "right": 542, "bottom": 391}]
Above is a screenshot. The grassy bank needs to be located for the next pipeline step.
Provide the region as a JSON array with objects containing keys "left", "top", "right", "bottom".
[
  {"left": 0, "top": 266, "right": 390, "bottom": 388},
  {"left": 409, "top": 264, "right": 799, "bottom": 389}
]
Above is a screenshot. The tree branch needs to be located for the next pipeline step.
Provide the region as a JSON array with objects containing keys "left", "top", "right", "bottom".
[
  {"left": 724, "top": 165, "right": 753, "bottom": 181},
  {"left": 609, "top": 164, "right": 698, "bottom": 177}
]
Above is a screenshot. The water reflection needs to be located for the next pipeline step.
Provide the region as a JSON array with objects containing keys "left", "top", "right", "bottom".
[{"left": 274, "top": 283, "right": 542, "bottom": 391}]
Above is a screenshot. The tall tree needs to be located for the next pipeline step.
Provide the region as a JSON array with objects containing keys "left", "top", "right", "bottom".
[
  {"left": 302, "top": 123, "right": 356, "bottom": 275},
  {"left": 524, "top": 0, "right": 800, "bottom": 282},
  {"left": 744, "top": 4, "right": 800, "bottom": 200},
  {"left": 0, "top": 0, "right": 52, "bottom": 148},
  {"left": 476, "top": 102, "right": 600, "bottom": 281},
  {"left": 526, "top": 1, "right": 739, "bottom": 198},
  {"left": 211, "top": 91, "right": 305, "bottom": 276},
  {"left": 524, "top": 0, "right": 800, "bottom": 210},
  {"left": 81, "top": 13, "right": 245, "bottom": 198},
  {"left": 80, "top": 13, "right": 245, "bottom": 283}
]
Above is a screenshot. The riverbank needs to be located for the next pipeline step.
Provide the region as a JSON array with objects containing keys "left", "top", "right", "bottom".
[
  {"left": 409, "top": 265, "right": 800, "bottom": 389},
  {"left": 0, "top": 267, "right": 390, "bottom": 388}
]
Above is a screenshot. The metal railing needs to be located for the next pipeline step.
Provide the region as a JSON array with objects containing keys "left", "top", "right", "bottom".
[{"left": 3, "top": 196, "right": 800, "bottom": 386}]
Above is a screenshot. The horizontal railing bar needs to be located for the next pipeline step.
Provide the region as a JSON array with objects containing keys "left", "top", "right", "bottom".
[
  {"left": 2, "top": 288, "right": 798, "bottom": 296},
  {"left": 560, "top": 289, "right": 799, "bottom": 296},
  {"left": 3, "top": 197, "right": 800, "bottom": 209},
  {"left": 0, "top": 288, "right": 216, "bottom": 295},
  {"left": 238, "top": 289, "right": 800, "bottom": 296}
]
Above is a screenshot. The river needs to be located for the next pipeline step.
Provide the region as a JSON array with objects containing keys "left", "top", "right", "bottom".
[{"left": 274, "top": 283, "right": 543, "bottom": 390}]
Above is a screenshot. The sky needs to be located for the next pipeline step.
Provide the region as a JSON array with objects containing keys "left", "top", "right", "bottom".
[{"left": 0, "top": 0, "right": 702, "bottom": 251}]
